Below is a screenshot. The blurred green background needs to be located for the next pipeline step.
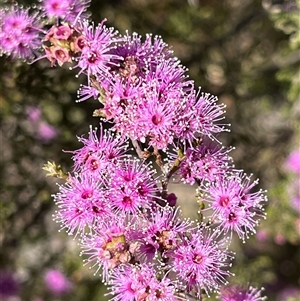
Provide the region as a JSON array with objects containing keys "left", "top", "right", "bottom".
[{"left": 1, "top": 0, "right": 299, "bottom": 300}]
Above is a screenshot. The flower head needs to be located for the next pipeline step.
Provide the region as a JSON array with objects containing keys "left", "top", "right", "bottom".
[
  {"left": 135, "top": 207, "right": 193, "bottom": 262},
  {"left": 72, "top": 19, "right": 123, "bottom": 82},
  {"left": 134, "top": 90, "right": 177, "bottom": 149},
  {"left": 80, "top": 219, "right": 136, "bottom": 281},
  {"left": 194, "top": 90, "right": 228, "bottom": 139},
  {"left": 71, "top": 124, "right": 129, "bottom": 174},
  {"left": 175, "top": 139, "right": 233, "bottom": 185},
  {"left": 107, "top": 263, "right": 177, "bottom": 301},
  {"left": 107, "top": 159, "right": 160, "bottom": 215},
  {"left": 0, "top": 5, "right": 42, "bottom": 60},
  {"left": 198, "top": 171, "right": 267, "bottom": 240},
  {"left": 94, "top": 32, "right": 198, "bottom": 149},
  {"left": 170, "top": 226, "right": 232, "bottom": 295},
  {"left": 41, "top": 0, "right": 90, "bottom": 23},
  {"left": 110, "top": 32, "right": 173, "bottom": 81},
  {"left": 53, "top": 172, "right": 111, "bottom": 236}
]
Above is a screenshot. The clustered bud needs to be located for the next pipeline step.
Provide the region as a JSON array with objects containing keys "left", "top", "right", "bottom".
[{"left": 1, "top": 1, "right": 268, "bottom": 300}]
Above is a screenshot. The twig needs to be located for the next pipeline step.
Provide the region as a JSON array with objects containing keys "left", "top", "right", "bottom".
[{"left": 130, "top": 137, "right": 144, "bottom": 159}]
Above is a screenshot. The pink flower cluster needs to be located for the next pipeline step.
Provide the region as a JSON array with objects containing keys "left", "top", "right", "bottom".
[{"left": 1, "top": 1, "right": 268, "bottom": 301}]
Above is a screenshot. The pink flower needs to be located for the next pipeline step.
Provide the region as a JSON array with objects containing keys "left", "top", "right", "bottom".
[
  {"left": 256, "top": 229, "right": 268, "bottom": 242},
  {"left": 51, "top": 47, "right": 71, "bottom": 66},
  {"left": 44, "top": 269, "right": 73, "bottom": 296},
  {"left": 108, "top": 159, "right": 160, "bottom": 215},
  {"left": 170, "top": 226, "right": 232, "bottom": 295},
  {"left": 285, "top": 150, "right": 300, "bottom": 174},
  {"left": 26, "top": 106, "right": 41, "bottom": 123},
  {"left": 80, "top": 220, "right": 134, "bottom": 281},
  {"left": 53, "top": 172, "right": 111, "bottom": 235},
  {"left": 107, "top": 263, "right": 177, "bottom": 301},
  {"left": 199, "top": 171, "right": 267, "bottom": 240},
  {"left": 220, "top": 285, "right": 266, "bottom": 301},
  {"left": 52, "top": 25, "right": 73, "bottom": 40},
  {"left": 37, "top": 121, "right": 58, "bottom": 142},
  {"left": 175, "top": 139, "right": 233, "bottom": 185},
  {"left": 77, "top": 84, "right": 100, "bottom": 102},
  {"left": 194, "top": 90, "right": 228, "bottom": 139},
  {"left": 26, "top": 106, "right": 58, "bottom": 142},
  {"left": 0, "top": 6, "right": 42, "bottom": 60},
  {"left": 136, "top": 207, "right": 192, "bottom": 262},
  {"left": 73, "top": 19, "right": 122, "bottom": 82},
  {"left": 71, "top": 124, "right": 129, "bottom": 173},
  {"left": 41, "top": 0, "right": 90, "bottom": 23}
]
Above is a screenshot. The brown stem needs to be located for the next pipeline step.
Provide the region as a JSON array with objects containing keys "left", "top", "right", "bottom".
[
  {"left": 153, "top": 146, "right": 164, "bottom": 168},
  {"left": 175, "top": 292, "right": 202, "bottom": 301},
  {"left": 161, "top": 152, "right": 185, "bottom": 198},
  {"left": 130, "top": 137, "right": 144, "bottom": 159}
]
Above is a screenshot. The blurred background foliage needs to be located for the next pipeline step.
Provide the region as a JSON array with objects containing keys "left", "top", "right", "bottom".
[{"left": 0, "top": 0, "right": 299, "bottom": 300}]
